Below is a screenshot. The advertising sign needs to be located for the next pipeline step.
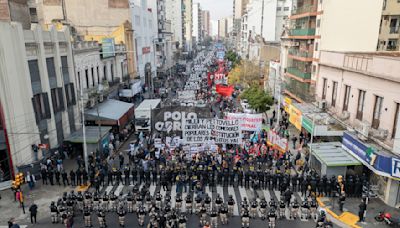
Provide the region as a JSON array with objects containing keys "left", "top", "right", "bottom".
[
  {"left": 289, "top": 104, "right": 302, "bottom": 130},
  {"left": 302, "top": 116, "right": 314, "bottom": 134},
  {"left": 101, "top": 38, "right": 115, "bottom": 58},
  {"left": 152, "top": 106, "right": 212, "bottom": 136},
  {"left": 225, "top": 113, "right": 263, "bottom": 131},
  {"left": 283, "top": 96, "right": 292, "bottom": 113}
]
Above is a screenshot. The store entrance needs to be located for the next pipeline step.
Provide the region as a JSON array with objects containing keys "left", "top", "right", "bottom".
[{"left": 0, "top": 148, "right": 12, "bottom": 183}]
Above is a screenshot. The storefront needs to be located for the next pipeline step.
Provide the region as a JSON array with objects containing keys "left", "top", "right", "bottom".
[
  {"left": 310, "top": 142, "right": 362, "bottom": 177},
  {"left": 342, "top": 131, "right": 400, "bottom": 207},
  {"left": 64, "top": 126, "right": 112, "bottom": 156},
  {"left": 0, "top": 102, "right": 13, "bottom": 190}
]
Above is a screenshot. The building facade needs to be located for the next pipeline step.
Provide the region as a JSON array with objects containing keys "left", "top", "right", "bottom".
[
  {"left": 316, "top": 50, "right": 400, "bottom": 207},
  {"left": 202, "top": 10, "right": 210, "bottom": 37},
  {"left": 218, "top": 18, "right": 227, "bottom": 39},
  {"left": 165, "top": 0, "right": 184, "bottom": 48},
  {"left": 192, "top": 2, "right": 202, "bottom": 46},
  {"left": 183, "top": 0, "right": 193, "bottom": 53},
  {"left": 0, "top": 22, "right": 79, "bottom": 188},
  {"left": 378, "top": 0, "right": 400, "bottom": 51},
  {"left": 130, "top": 0, "right": 157, "bottom": 90}
]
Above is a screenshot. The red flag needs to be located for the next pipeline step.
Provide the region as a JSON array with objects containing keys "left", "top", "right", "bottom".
[{"left": 216, "top": 84, "right": 234, "bottom": 97}]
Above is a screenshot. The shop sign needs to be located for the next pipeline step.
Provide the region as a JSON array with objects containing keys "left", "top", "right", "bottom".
[
  {"left": 302, "top": 116, "right": 314, "bottom": 134},
  {"left": 392, "top": 158, "right": 400, "bottom": 178},
  {"left": 289, "top": 104, "right": 302, "bottom": 130},
  {"left": 283, "top": 96, "right": 292, "bottom": 113},
  {"left": 142, "top": 47, "right": 151, "bottom": 54},
  {"left": 342, "top": 132, "right": 393, "bottom": 177}
]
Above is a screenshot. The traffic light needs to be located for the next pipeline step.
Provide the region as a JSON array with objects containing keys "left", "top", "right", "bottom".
[{"left": 13, "top": 172, "right": 24, "bottom": 189}]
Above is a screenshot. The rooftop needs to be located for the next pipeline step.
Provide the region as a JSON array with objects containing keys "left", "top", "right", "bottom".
[{"left": 310, "top": 142, "right": 362, "bottom": 167}]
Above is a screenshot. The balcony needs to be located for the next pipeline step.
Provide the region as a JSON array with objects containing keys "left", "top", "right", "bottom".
[
  {"left": 288, "top": 48, "right": 314, "bottom": 61},
  {"left": 283, "top": 78, "right": 315, "bottom": 103},
  {"left": 390, "top": 26, "right": 399, "bottom": 34},
  {"left": 290, "top": 28, "right": 316, "bottom": 36},
  {"left": 291, "top": 4, "right": 318, "bottom": 16},
  {"left": 286, "top": 67, "right": 312, "bottom": 80}
]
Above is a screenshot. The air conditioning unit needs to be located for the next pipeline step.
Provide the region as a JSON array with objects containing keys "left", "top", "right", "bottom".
[
  {"left": 339, "top": 111, "right": 350, "bottom": 120},
  {"left": 371, "top": 128, "right": 389, "bottom": 140},
  {"left": 356, "top": 121, "right": 370, "bottom": 139},
  {"left": 324, "top": 117, "right": 335, "bottom": 125},
  {"left": 87, "top": 98, "right": 96, "bottom": 108},
  {"left": 318, "top": 100, "right": 327, "bottom": 110}
]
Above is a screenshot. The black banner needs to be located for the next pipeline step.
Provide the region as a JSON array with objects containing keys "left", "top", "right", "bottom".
[{"left": 152, "top": 106, "right": 212, "bottom": 136}]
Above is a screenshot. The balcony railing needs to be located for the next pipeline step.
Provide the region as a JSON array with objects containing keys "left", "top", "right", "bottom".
[
  {"left": 291, "top": 4, "right": 318, "bottom": 16},
  {"left": 284, "top": 79, "right": 315, "bottom": 102},
  {"left": 390, "top": 26, "right": 399, "bottom": 34},
  {"left": 288, "top": 48, "right": 314, "bottom": 58},
  {"left": 287, "top": 67, "right": 312, "bottom": 80},
  {"left": 290, "top": 28, "right": 316, "bottom": 36},
  {"left": 387, "top": 45, "right": 398, "bottom": 51}
]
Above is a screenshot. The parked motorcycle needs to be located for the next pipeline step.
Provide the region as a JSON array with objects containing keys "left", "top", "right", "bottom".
[{"left": 375, "top": 211, "right": 394, "bottom": 225}]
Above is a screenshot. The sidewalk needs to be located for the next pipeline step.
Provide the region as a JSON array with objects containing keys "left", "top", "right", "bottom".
[{"left": 319, "top": 196, "right": 400, "bottom": 228}]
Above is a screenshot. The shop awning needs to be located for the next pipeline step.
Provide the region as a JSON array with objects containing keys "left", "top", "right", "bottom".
[
  {"left": 311, "top": 142, "right": 362, "bottom": 167},
  {"left": 85, "top": 99, "right": 134, "bottom": 126},
  {"left": 64, "top": 126, "right": 112, "bottom": 144}
]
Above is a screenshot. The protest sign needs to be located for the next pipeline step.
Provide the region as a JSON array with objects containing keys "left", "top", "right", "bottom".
[
  {"left": 178, "top": 91, "right": 196, "bottom": 100},
  {"left": 182, "top": 118, "right": 214, "bottom": 144},
  {"left": 226, "top": 113, "right": 263, "bottom": 131},
  {"left": 154, "top": 138, "right": 162, "bottom": 148},
  {"left": 212, "top": 119, "right": 242, "bottom": 145},
  {"left": 267, "top": 130, "right": 288, "bottom": 152}
]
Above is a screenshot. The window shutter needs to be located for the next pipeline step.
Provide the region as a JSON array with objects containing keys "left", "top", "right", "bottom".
[
  {"left": 58, "top": 88, "right": 65, "bottom": 111},
  {"left": 31, "top": 97, "right": 40, "bottom": 124},
  {"left": 65, "top": 84, "right": 70, "bottom": 107},
  {"left": 71, "top": 83, "right": 77, "bottom": 105},
  {"left": 43, "top": 93, "right": 52, "bottom": 119}
]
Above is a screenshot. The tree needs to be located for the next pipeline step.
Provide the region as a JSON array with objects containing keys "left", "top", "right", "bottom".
[
  {"left": 240, "top": 85, "right": 274, "bottom": 113},
  {"left": 225, "top": 50, "right": 240, "bottom": 67},
  {"left": 228, "top": 60, "right": 261, "bottom": 87}
]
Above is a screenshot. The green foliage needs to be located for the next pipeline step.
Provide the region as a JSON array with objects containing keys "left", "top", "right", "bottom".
[
  {"left": 225, "top": 50, "right": 240, "bottom": 67},
  {"left": 228, "top": 60, "right": 260, "bottom": 87},
  {"left": 241, "top": 85, "right": 274, "bottom": 113}
]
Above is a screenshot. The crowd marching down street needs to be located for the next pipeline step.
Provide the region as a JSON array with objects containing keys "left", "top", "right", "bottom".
[{"left": 31, "top": 45, "right": 372, "bottom": 228}]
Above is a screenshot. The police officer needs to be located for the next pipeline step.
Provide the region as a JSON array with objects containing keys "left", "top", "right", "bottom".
[
  {"left": 124, "top": 166, "right": 130, "bottom": 186},
  {"left": 290, "top": 199, "right": 300, "bottom": 219},
  {"left": 204, "top": 193, "right": 211, "bottom": 213},
  {"left": 84, "top": 191, "right": 93, "bottom": 210},
  {"left": 269, "top": 199, "right": 277, "bottom": 210},
  {"left": 136, "top": 191, "right": 143, "bottom": 212},
  {"left": 310, "top": 197, "right": 318, "bottom": 219},
  {"left": 110, "top": 192, "right": 118, "bottom": 212},
  {"left": 199, "top": 203, "right": 208, "bottom": 226},
  {"left": 83, "top": 205, "right": 92, "bottom": 227},
  {"left": 259, "top": 198, "right": 268, "bottom": 220},
  {"left": 176, "top": 193, "right": 183, "bottom": 212},
  {"left": 126, "top": 192, "right": 133, "bottom": 213},
  {"left": 93, "top": 193, "right": 100, "bottom": 212},
  {"left": 102, "top": 193, "right": 109, "bottom": 212},
  {"left": 206, "top": 205, "right": 217, "bottom": 227},
  {"left": 185, "top": 193, "right": 193, "bottom": 214},
  {"left": 117, "top": 205, "right": 126, "bottom": 227},
  {"left": 76, "top": 191, "right": 84, "bottom": 212},
  {"left": 219, "top": 203, "right": 229, "bottom": 225},
  {"left": 138, "top": 205, "right": 146, "bottom": 226},
  {"left": 241, "top": 208, "right": 250, "bottom": 228},
  {"left": 215, "top": 193, "right": 223, "bottom": 212},
  {"left": 279, "top": 199, "right": 286, "bottom": 219},
  {"left": 50, "top": 201, "right": 59, "bottom": 223},
  {"left": 178, "top": 213, "right": 187, "bottom": 228},
  {"left": 250, "top": 199, "right": 258, "bottom": 218},
  {"left": 227, "top": 195, "right": 235, "bottom": 216},
  {"left": 195, "top": 194, "right": 202, "bottom": 214},
  {"left": 268, "top": 208, "right": 277, "bottom": 228},
  {"left": 97, "top": 209, "right": 106, "bottom": 228},
  {"left": 301, "top": 198, "right": 310, "bottom": 219}
]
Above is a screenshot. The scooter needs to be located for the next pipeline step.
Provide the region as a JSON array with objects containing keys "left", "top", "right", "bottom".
[{"left": 375, "top": 211, "right": 393, "bottom": 225}]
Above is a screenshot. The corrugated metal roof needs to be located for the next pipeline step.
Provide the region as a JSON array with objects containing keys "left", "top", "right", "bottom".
[
  {"left": 311, "top": 142, "right": 362, "bottom": 167},
  {"left": 85, "top": 99, "right": 134, "bottom": 121}
]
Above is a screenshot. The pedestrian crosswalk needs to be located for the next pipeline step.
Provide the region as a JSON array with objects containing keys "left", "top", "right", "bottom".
[{"left": 89, "top": 182, "right": 313, "bottom": 221}]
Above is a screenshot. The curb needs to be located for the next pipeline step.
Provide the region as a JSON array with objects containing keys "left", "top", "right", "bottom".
[{"left": 317, "top": 197, "right": 361, "bottom": 228}]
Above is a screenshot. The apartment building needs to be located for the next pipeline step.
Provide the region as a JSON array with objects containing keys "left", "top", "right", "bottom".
[
  {"left": 192, "top": 2, "right": 202, "bottom": 45},
  {"left": 202, "top": 10, "right": 210, "bottom": 37},
  {"left": 378, "top": 0, "right": 400, "bottom": 51}
]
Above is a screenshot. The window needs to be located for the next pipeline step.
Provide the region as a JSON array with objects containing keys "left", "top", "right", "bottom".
[
  {"left": 331, "top": 81, "right": 338, "bottom": 107},
  {"left": 312, "top": 65, "right": 316, "bottom": 73},
  {"left": 97, "top": 66, "right": 100, "bottom": 85},
  {"left": 85, "top": 69, "right": 89, "bottom": 88},
  {"left": 356, "top": 90, "right": 366, "bottom": 120},
  {"left": 343, "top": 85, "right": 351, "bottom": 111},
  {"left": 51, "top": 88, "right": 65, "bottom": 113},
  {"left": 388, "top": 39, "right": 398, "bottom": 50},
  {"left": 383, "top": 0, "right": 387, "bottom": 9},
  {"left": 91, "top": 68, "right": 95, "bottom": 86},
  {"left": 111, "top": 64, "right": 114, "bottom": 82},
  {"left": 65, "top": 83, "right": 76, "bottom": 107},
  {"left": 322, "top": 78, "right": 327, "bottom": 99},
  {"left": 277, "top": 7, "right": 282, "bottom": 11},
  {"left": 393, "top": 103, "right": 400, "bottom": 139},
  {"left": 103, "top": 65, "right": 107, "bottom": 80},
  {"left": 77, "top": 71, "right": 81, "bottom": 90},
  {"left": 283, "top": 7, "right": 289, "bottom": 11},
  {"left": 315, "top": 42, "right": 319, "bottom": 51},
  {"left": 31, "top": 93, "right": 51, "bottom": 123},
  {"left": 372, "top": 96, "right": 383, "bottom": 129},
  {"left": 317, "top": 19, "right": 321, "bottom": 28},
  {"left": 135, "top": 16, "right": 140, "bottom": 26},
  {"left": 389, "top": 18, "right": 399, "bottom": 34}
]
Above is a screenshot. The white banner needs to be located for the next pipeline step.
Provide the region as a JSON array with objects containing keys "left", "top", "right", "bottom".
[
  {"left": 183, "top": 119, "right": 213, "bottom": 144},
  {"left": 225, "top": 113, "right": 263, "bottom": 131},
  {"left": 177, "top": 91, "right": 196, "bottom": 100},
  {"left": 267, "top": 130, "right": 288, "bottom": 152},
  {"left": 213, "top": 119, "right": 242, "bottom": 145}
]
